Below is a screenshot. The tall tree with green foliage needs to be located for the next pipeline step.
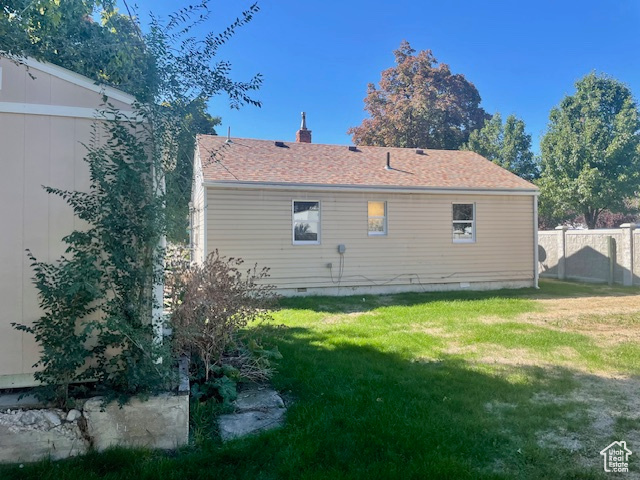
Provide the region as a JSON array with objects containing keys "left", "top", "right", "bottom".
[
  {"left": 348, "top": 41, "right": 489, "bottom": 150},
  {"left": 0, "top": 0, "right": 153, "bottom": 99},
  {"left": 539, "top": 73, "right": 640, "bottom": 229},
  {"left": 463, "top": 113, "right": 538, "bottom": 181}
]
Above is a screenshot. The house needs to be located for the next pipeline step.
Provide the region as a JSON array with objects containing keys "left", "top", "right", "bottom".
[
  {"left": 191, "top": 114, "right": 539, "bottom": 296},
  {"left": 0, "top": 57, "right": 136, "bottom": 388}
]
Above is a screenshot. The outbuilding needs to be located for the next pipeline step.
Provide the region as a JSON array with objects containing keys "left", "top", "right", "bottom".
[
  {"left": 0, "top": 57, "right": 135, "bottom": 388},
  {"left": 192, "top": 115, "right": 539, "bottom": 296}
]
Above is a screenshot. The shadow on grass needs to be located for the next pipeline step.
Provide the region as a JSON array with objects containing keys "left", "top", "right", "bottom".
[
  {"left": 277, "top": 279, "right": 640, "bottom": 315},
  {"left": 2, "top": 324, "right": 630, "bottom": 480}
]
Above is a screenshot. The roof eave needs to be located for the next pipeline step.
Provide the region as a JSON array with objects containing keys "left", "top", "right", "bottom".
[{"left": 202, "top": 180, "right": 539, "bottom": 196}]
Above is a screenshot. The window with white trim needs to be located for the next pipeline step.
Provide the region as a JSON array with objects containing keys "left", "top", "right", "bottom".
[
  {"left": 452, "top": 203, "right": 475, "bottom": 243},
  {"left": 293, "top": 201, "right": 320, "bottom": 244},
  {"left": 368, "top": 201, "right": 387, "bottom": 235}
]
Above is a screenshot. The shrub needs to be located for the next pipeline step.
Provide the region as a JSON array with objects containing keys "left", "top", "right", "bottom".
[{"left": 168, "top": 250, "right": 278, "bottom": 383}]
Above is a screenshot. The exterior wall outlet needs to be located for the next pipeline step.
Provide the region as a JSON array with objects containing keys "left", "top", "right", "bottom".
[
  {"left": 337, "top": 244, "right": 346, "bottom": 254},
  {"left": 326, "top": 263, "right": 332, "bottom": 269}
]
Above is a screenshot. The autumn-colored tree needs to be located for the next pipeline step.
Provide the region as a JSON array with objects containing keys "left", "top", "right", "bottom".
[
  {"left": 538, "top": 73, "right": 640, "bottom": 229},
  {"left": 348, "top": 41, "right": 489, "bottom": 150},
  {"left": 463, "top": 113, "right": 538, "bottom": 181}
]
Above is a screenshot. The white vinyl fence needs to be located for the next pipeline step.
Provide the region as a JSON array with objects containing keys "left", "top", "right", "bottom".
[{"left": 538, "top": 224, "right": 639, "bottom": 286}]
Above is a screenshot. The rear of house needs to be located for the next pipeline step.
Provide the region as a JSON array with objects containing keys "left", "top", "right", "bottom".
[
  {"left": 0, "top": 57, "right": 135, "bottom": 387},
  {"left": 192, "top": 121, "right": 539, "bottom": 296}
]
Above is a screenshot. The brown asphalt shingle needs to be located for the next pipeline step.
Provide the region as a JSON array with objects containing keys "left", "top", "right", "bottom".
[{"left": 197, "top": 136, "right": 538, "bottom": 191}]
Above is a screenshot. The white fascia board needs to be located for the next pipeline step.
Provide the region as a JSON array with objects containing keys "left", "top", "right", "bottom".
[
  {"left": 202, "top": 180, "right": 539, "bottom": 196},
  {"left": 0, "top": 102, "right": 137, "bottom": 120},
  {"left": 21, "top": 56, "right": 136, "bottom": 105}
]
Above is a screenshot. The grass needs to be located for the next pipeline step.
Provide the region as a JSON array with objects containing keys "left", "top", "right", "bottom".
[{"left": 2, "top": 279, "right": 639, "bottom": 479}]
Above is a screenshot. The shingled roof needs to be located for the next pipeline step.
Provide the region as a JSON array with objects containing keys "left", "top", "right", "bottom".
[{"left": 197, "top": 135, "right": 538, "bottom": 192}]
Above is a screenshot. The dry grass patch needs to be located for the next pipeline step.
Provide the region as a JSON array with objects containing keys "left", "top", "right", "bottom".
[
  {"left": 533, "top": 373, "right": 640, "bottom": 477},
  {"left": 474, "top": 294, "right": 640, "bottom": 348}
]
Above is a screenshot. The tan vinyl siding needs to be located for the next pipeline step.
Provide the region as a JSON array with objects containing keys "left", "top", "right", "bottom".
[
  {"left": 0, "top": 58, "right": 132, "bottom": 386},
  {"left": 205, "top": 187, "right": 535, "bottom": 291}
]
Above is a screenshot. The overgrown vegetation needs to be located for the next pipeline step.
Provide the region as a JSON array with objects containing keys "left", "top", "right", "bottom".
[
  {"left": 15, "top": 106, "right": 170, "bottom": 407},
  {"left": 167, "top": 248, "right": 279, "bottom": 407},
  {"left": 7, "top": 2, "right": 262, "bottom": 407}
]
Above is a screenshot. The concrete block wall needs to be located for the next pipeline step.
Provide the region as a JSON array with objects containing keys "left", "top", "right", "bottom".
[{"left": 538, "top": 225, "right": 638, "bottom": 286}]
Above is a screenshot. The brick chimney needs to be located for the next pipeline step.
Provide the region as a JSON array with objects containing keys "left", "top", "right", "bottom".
[{"left": 296, "top": 112, "right": 312, "bottom": 143}]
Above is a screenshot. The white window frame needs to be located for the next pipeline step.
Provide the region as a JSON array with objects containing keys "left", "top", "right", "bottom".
[
  {"left": 292, "top": 200, "right": 321, "bottom": 245},
  {"left": 452, "top": 203, "right": 476, "bottom": 243},
  {"left": 367, "top": 201, "right": 387, "bottom": 236}
]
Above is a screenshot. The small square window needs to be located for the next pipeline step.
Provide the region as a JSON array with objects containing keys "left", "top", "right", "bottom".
[
  {"left": 293, "top": 201, "right": 320, "bottom": 244},
  {"left": 453, "top": 203, "right": 475, "bottom": 243},
  {"left": 368, "top": 201, "right": 387, "bottom": 235}
]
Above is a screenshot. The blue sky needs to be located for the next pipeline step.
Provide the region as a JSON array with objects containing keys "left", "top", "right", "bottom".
[{"left": 126, "top": 0, "right": 640, "bottom": 153}]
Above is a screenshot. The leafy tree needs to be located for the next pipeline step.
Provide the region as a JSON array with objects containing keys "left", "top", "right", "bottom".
[
  {"left": 348, "top": 41, "right": 489, "bottom": 150},
  {"left": 463, "top": 113, "right": 538, "bottom": 181},
  {"left": 165, "top": 98, "right": 221, "bottom": 243},
  {"left": 539, "top": 73, "right": 640, "bottom": 229},
  {"left": 1, "top": 1, "right": 260, "bottom": 242},
  {"left": 0, "top": 1, "right": 152, "bottom": 99}
]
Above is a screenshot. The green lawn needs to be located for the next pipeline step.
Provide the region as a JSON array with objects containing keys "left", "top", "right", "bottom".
[{"left": 3, "top": 280, "right": 640, "bottom": 479}]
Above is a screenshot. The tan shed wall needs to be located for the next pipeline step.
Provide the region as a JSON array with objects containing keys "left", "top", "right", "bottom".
[
  {"left": 204, "top": 187, "right": 535, "bottom": 293},
  {"left": 0, "top": 59, "right": 131, "bottom": 386},
  {"left": 0, "top": 58, "right": 132, "bottom": 111}
]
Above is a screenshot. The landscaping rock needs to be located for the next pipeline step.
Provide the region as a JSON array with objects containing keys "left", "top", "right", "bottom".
[
  {"left": 218, "top": 408, "right": 286, "bottom": 442},
  {"left": 66, "top": 409, "right": 81, "bottom": 422},
  {"left": 43, "top": 410, "right": 62, "bottom": 427},
  {"left": 235, "top": 388, "right": 285, "bottom": 412},
  {"left": 218, "top": 385, "right": 286, "bottom": 442}
]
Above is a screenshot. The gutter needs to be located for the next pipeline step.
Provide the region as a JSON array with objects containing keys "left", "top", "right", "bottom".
[{"left": 201, "top": 180, "right": 539, "bottom": 197}]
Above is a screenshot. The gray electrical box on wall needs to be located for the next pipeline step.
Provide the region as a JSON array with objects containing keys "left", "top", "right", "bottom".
[{"left": 337, "top": 244, "right": 346, "bottom": 254}]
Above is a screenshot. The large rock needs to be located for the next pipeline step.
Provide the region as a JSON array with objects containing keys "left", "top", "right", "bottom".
[
  {"left": 235, "top": 388, "right": 285, "bottom": 412},
  {"left": 0, "top": 409, "right": 87, "bottom": 462},
  {"left": 218, "top": 385, "right": 286, "bottom": 442},
  {"left": 218, "top": 408, "right": 286, "bottom": 442},
  {"left": 83, "top": 394, "right": 189, "bottom": 451}
]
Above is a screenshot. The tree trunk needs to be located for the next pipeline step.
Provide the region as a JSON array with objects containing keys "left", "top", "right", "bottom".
[{"left": 584, "top": 209, "right": 599, "bottom": 229}]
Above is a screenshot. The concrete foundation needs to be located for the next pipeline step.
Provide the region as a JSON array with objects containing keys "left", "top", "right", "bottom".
[
  {"left": 83, "top": 394, "right": 189, "bottom": 451},
  {"left": 278, "top": 280, "right": 534, "bottom": 297},
  {"left": 0, "top": 393, "right": 189, "bottom": 463}
]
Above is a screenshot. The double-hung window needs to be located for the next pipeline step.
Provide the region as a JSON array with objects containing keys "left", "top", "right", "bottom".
[
  {"left": 293, "top": 200, "right": 320, "bottom": 244},
  {"left": 368, "top": 201, "right": 387, "bottom": 235},
  {"left": 452, "top": 203, "right": 475, "bottom": 243}
]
